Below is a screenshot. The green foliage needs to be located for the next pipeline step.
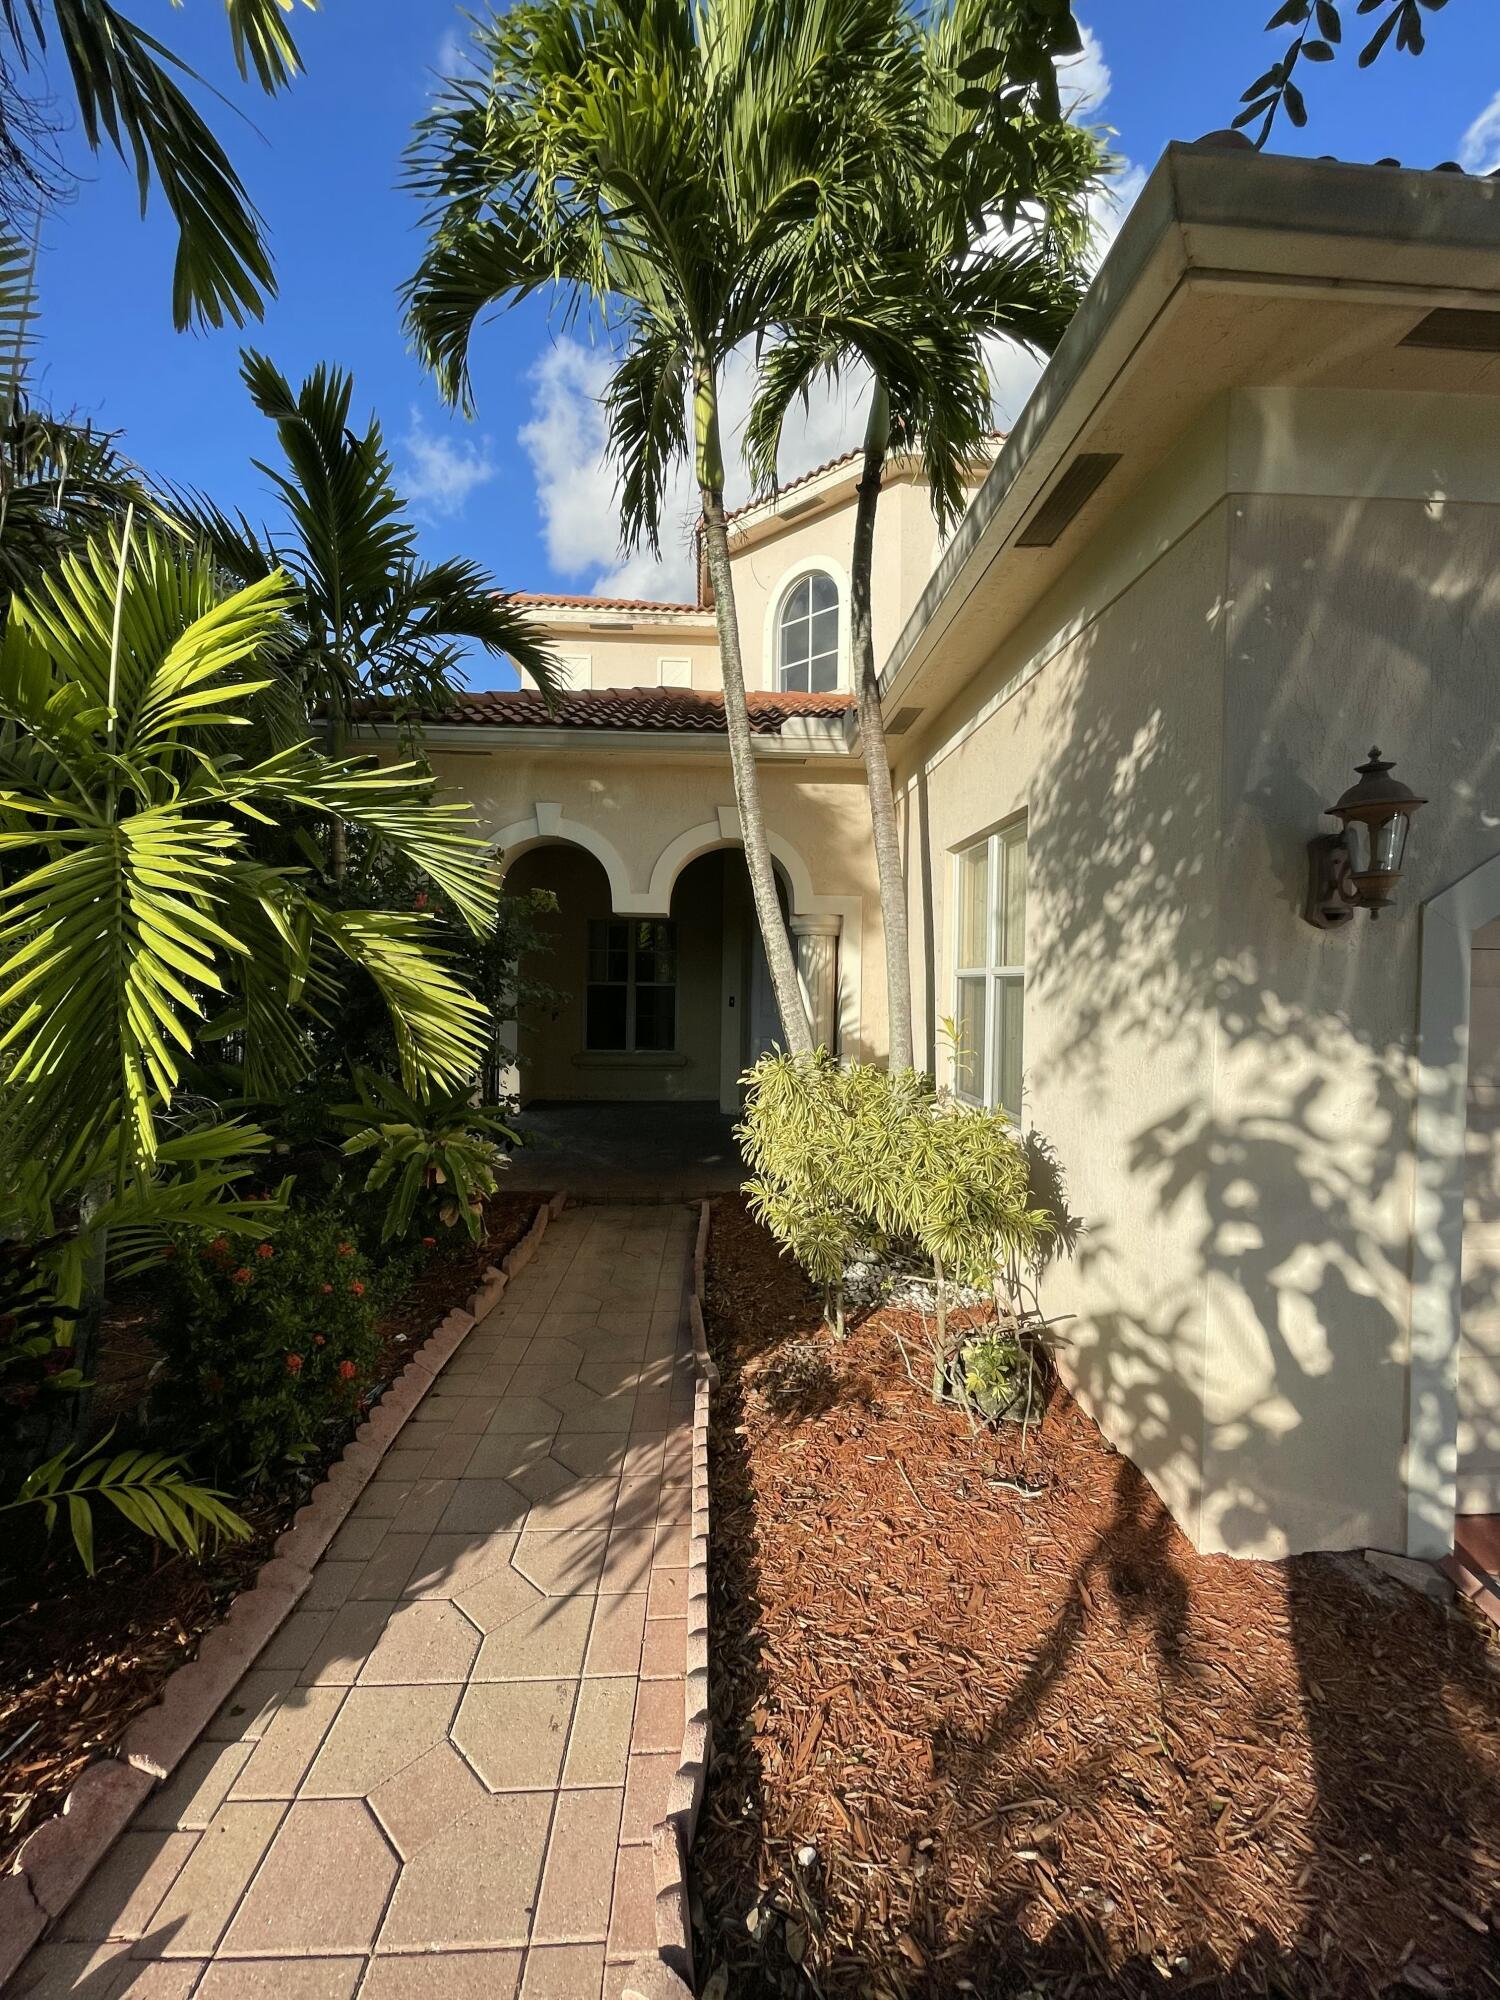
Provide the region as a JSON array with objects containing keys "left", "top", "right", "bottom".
[
  {"left": 0, "top": 1234, "right": 83, "bottom": 1422},
  {"left": 152, "top": 1203, "right": 406, "bottom": 1482},
  {"left": 1240, "top": 1, "right": 1447, "bottom": 144},
  {"left": 2, "top": 1428, "right": 249, "bottom": 1575},
  {"left": 0, "top": 0, "right": 318, "bottom": 329},
  {"left": 0, "top": 521, "right": 500, "bottom": 1189},
  {"left": 957, "top": 1330, "right": 1029, "bottom": 1424},
  {"left": 338, "top": 1067, "right": 516, "bottom": 1244},
  {"left": 739, "top": 1051, "right": 1056, "bottom": 1338},
  {"left": 180, "top": 353, "right": 558, "bottom": 733}
]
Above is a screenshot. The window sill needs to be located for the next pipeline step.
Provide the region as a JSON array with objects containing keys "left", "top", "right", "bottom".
[{"left": 572, "top": 1051, "right": 689, "bottom": 1070}]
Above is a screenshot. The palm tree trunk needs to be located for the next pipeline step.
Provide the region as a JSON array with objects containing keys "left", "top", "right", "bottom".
[
  {"left": 850, "top": 383, "right": 915, "bottom": 1073},
  {"left": 695, "top": 364, "right": 812, "bottom": 1054}
]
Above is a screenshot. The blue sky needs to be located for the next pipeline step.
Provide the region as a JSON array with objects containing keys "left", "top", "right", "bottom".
[{"left": 27, "top": 0, "right": 1500, "bottom": 688}]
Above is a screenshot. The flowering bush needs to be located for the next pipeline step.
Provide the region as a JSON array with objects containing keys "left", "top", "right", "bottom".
[{"left": 153, "top": 1207, "right": 399, "bottom": 1484}]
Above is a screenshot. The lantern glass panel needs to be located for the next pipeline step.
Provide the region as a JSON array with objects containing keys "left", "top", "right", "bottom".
[{"left": 1371, "top": 811, "right": 1409, "bottom": 877}]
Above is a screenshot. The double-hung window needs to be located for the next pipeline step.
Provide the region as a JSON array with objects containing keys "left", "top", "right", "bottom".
[
  {"left": 953, "top": 821, "right": 1026, "bottom": 1118},
  {"left": 586, "top": 919, "right": 677, "bottom": 1052}
]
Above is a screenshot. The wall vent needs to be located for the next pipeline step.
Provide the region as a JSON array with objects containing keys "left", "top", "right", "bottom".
[
  {"left": 1400, "top": 308, "right": 1500, "bottom": 353},
  {"left": 1015, "top": 452, "right": 1122, "bottom": 548},
  {"left": 885, "top": 706, "right": 922, "bottom": 736}
]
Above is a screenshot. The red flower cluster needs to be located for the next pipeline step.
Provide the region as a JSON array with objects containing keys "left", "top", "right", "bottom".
[
  {"left": 255, "top": 1242, "right": 275, "bottom": 1260},
  {"left": 231, "top": 1267, "right": 253, "bottom": 1287},
  {"left": 349, "top": 1280, "right": 365, "bottom": 1298},
  {"left": 320, "top": 1282, "right": 333, "bottom": 1295},
  {"left": 285, "top": 1352, "right": 304, "bottom": 1375},
  {"left": 336, "top": 1242, "right": 354, "bottom": 1258},
  {"left": 337, "top": 1359, "right": 357, "bottom": 1381},
  {"left": 421, "top": 1236, "right": 436, "bottom": 1249},
  {"left": 314, "top": 1335, "right": 326, "bottom": 1347}
]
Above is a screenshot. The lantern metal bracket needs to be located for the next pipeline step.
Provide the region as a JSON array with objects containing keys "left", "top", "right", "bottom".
[{"left": 1305, "top": 832, "right": 1359, "bottom": 929}]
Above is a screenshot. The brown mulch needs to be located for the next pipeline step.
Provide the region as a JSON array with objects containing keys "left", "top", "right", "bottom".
[
  {"left": 0, "top": 1188, "right": 541, "bottom": 1876},
  {"left": 696, "top": 1195, "right": 1500, "bottom": 2000}
]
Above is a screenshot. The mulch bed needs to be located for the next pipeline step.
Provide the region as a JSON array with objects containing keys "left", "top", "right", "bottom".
[
  {"left": 696, "top": 1195, "right": 1500, "bottom": 2000},
  {"left": 0, "top": 1188, "right": 540, "bottom": 1876}
]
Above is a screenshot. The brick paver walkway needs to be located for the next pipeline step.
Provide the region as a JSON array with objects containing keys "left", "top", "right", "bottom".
[{"left": 17, "top": 1203, "right": 697, "bottom": 2000}]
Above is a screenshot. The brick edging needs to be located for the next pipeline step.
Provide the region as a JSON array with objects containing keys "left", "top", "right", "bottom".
[
  {"left": 624, "top": 1196, "right": 715, "bottom": 2000},
  {"left": 0, "top": 1195, "right": 565, "bottom": 1987}
]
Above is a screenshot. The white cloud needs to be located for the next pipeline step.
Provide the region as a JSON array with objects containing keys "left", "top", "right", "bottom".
[
  {"left": 1058, "top": 23, "right": 1111, "bottom": 114},
  {"left": 519, "top": 336, "right": 871, "bottom": 601},
  {"left": 399, "top": 408, "right": 498, "bottom": 518},
  {"left": 1460, "top": 90, "right": 1500, "bottom": 175}
]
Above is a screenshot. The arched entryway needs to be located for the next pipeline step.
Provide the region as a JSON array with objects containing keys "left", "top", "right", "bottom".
[{"left": 500, "top": 840, "right": 811, "bottom": 1113}]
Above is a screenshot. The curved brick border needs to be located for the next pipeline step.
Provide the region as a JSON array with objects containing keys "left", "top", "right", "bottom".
[
  {"left": 623, "top": 1196, "right": 716, "bottom": 2000},
  {"left": 0, "top": 1195, "right": 565, "bottom": 1987}
]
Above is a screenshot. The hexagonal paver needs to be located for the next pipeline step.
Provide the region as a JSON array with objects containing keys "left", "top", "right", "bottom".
[
  {"left": 301, "top": 1685, "right": 458, "bottom": 1797},
  {"left": 376, "top": 1793, "right": 552, "bottom": 1950},
  {"left": 472, "top": 1596, "right": 594, "bottom": 1682},
  {"left": 401, "top": 1530, "right": 518, "bottom": 1601},
  {"left": 511, "top": 1531, "right": 608, "bottom": 1598},
  {"left": 222, "top": 1801, "right": 396, "bottom": 1956},
  {"left": 435, "top": 1479, "right": 530, "bottom": 1536},
  {"left": 453, "top": 1680, "right": 576, "bottom": 1789},
  {"left": 453, "top": 1561, "right": 543, "bottom": 1634},
  {"left": 356, "top": 1601, "right": 481, "bottom": 1686},
  {"left": 368, "top": 1741, "right": 490, "bottom": 1859}
]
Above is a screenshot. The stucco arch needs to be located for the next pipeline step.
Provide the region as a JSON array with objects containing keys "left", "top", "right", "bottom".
[
  {"left": 491, "top": 802, "right": 634, "bottom": 915},
  {"left": 1407, "top": 847, "right": 1500, "bottom": 1556},
  {"left": 642, "top": 811, "right": 864, "bottom": 1056}
]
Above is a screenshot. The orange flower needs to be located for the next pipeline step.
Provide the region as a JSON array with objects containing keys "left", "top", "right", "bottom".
[
  {"left": 337, "top": 1359, "right": 357, "bottom": 1381},
  {"left": 349, "top": 1280, "right": 365, "bottom": 1298},
  {"left": 255, "top": 1242, "right": 275, "bottom": 1260},
  {"left": 421, "top": 1236, "right": 436, "bottom": 1248},
  {"left": 231, "top": 1267, "right": 253, "bottom": 1286},
  {"left": 285, "top": 1352, "right": 304, "bottom": 1375},
  {"left": 314, "top": 1335, "right": 326, "bottom": 1347},
  {"left": 336, "top": 1242, "right": 354, "bottom": 1257}
]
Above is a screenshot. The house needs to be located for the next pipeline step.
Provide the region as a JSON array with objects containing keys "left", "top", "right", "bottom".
[{"left": 420, "top": 138, "right": 1500, "bottom": 1576}]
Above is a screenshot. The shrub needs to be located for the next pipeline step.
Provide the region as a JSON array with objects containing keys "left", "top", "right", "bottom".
[
  {"left": 739, "top": 1054, "right": 1069, "bottom": 1408},
  {"left": 152, "top": 1205, "right": 404, "bottom": 1484}
]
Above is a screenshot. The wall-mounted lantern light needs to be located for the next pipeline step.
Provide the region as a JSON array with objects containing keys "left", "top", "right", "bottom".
[{"left": 1305, "top": 747, "right": 1426, "bottom": 928}]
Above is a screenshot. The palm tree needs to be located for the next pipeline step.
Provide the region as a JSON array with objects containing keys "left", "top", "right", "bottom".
[
  {"left": 404, "top": 0, "right": 923, "bottom": 1054},
  {"left": 0, "top": 522, "right": 503, "bottom": 1191},
  {"left": 182, "top": 350, "right": 557, "bottom": 875},
  {"left": 747, "top": 7, "right": 1099, "bottom": 1071},
  {"left": 0, "top": 0, "right": 316, "bottom": 329}
]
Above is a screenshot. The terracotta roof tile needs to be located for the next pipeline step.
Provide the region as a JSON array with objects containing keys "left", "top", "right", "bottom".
[
  {"left": 438, "top": 687, "right": 853, "bottom": 733},
  {"left": 504, "top": 591, "right": 706, "bottom": 614}
]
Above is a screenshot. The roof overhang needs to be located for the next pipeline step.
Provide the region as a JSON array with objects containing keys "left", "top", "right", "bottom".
[{"left": 879, "top": 141, "right": 1500, "bottom": 727}]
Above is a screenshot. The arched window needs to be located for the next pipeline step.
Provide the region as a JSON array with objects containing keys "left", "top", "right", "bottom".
[{"left": 776, "top": 572, "right": 840, "bottom": 692}]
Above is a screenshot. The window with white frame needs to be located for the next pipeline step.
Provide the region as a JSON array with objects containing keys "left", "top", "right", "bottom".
[
  {"left": 585, "top": 919, "right": 677, "bottom": 1052},
  {"left": 776, "top": 572, "right": 839, "bottom": 692},
  {"left": 952, "top": 821, "right": 1026, "bottom": 1118}
]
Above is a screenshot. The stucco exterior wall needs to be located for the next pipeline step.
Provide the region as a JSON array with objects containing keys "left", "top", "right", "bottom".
[
  {"left": 895, "top": 498, "right": 1230, "bottom": 1545},
  {"left": 895, "top": 386, "right": 1500, "bottom": 1559},
  {"left": 1216, "top": 484, "right": 1500, "bottom": 1554}
]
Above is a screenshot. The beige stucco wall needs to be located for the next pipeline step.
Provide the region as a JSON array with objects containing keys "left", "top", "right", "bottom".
[
  {"left": 726, "top": 476, "right": 945, "bottom": 693},
  {"left": 528, "top": 631, "right": 722, "bottom": 693},
  {"left": 895, "top": 492, "right": 1228, "bottom": 1548},
  {"left": 897, "top": 387, "right": 1500, "bottom": 1559},
  {"left": 1461, "top": 920, "right": 1500, "bottom": 1514}
]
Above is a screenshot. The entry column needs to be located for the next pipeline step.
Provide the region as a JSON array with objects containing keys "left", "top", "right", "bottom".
[{"left": 791, "top": 913, "right": 842, "bottom": 1054}]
